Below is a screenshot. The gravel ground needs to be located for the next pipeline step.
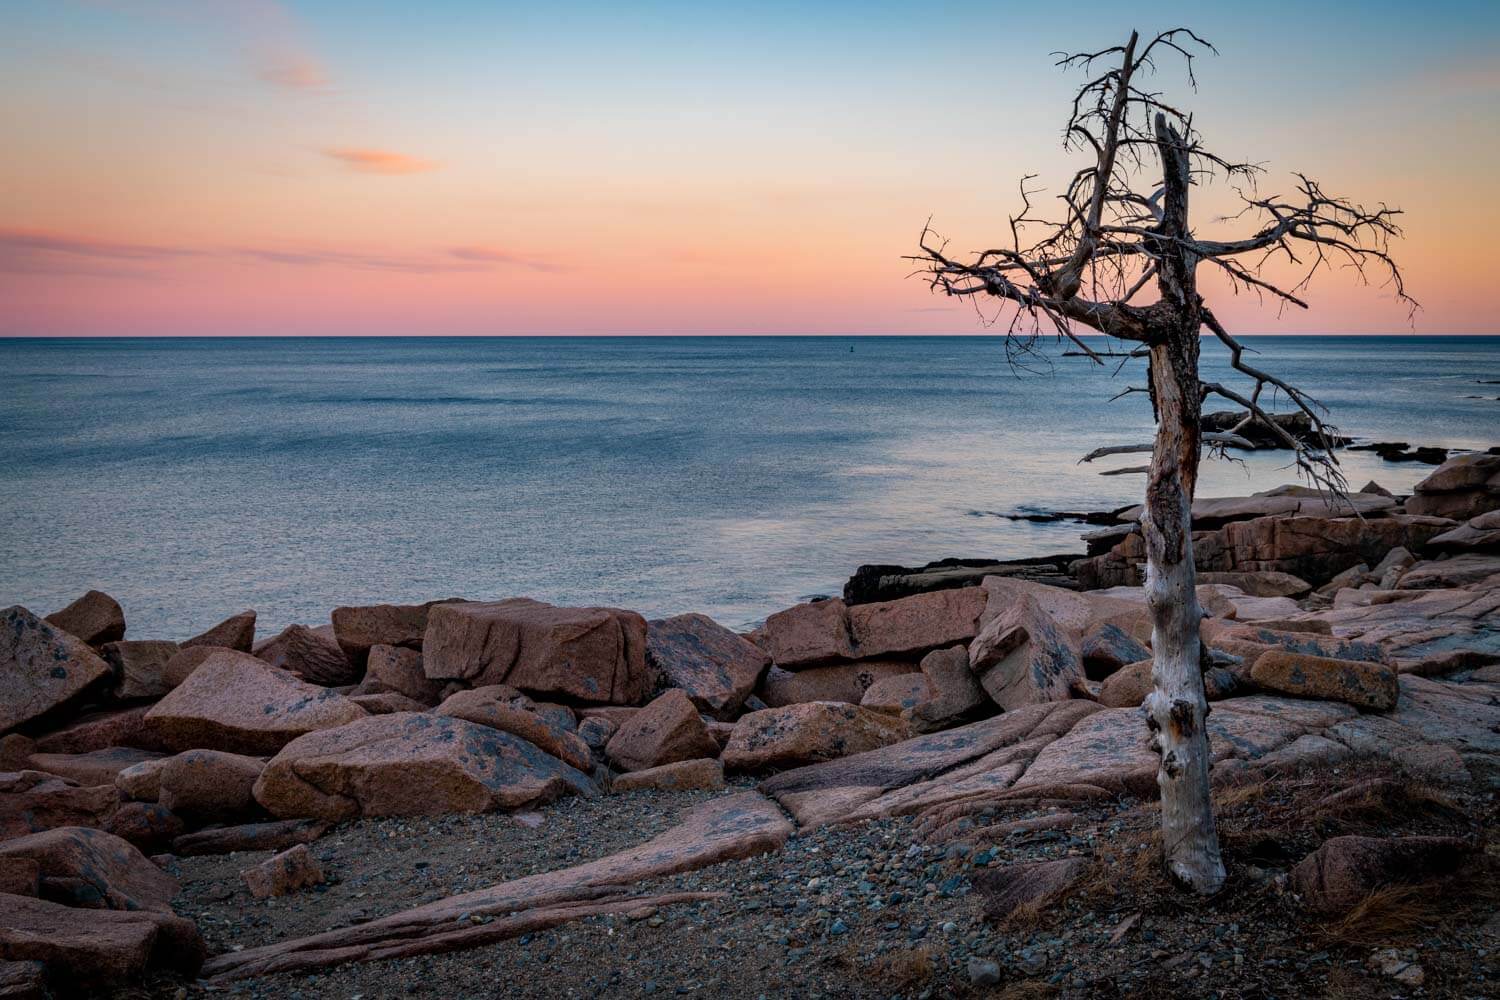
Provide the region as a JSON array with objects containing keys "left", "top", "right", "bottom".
[{"left": 134, "top": 773, "right": 1499, "bottom": 1000}]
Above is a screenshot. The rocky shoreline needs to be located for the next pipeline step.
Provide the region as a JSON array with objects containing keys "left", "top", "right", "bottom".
[{"left": 2, "top": 451, "right": 1498, "bottom": 998}]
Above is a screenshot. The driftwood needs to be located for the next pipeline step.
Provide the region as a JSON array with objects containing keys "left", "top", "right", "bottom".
[
  {"left": 201, "top": 793, "right": 792, "bottom": 981},
  {"left": 911, "top": 29, "right": 1411, "bottom": 894}
]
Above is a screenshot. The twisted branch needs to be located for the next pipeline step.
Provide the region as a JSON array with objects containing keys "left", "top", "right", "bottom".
[{"left": 909, "top": 27, "right": 1412, "bottom": 497}]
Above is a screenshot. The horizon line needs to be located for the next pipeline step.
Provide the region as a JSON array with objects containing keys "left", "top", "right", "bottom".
[{"left": 2, "top": 332, "right": 1494, "bottom": 340}]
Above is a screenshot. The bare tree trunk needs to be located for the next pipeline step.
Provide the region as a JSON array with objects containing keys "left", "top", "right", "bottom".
[
  {"left": 916, "top": 27, "right": 1410, "bottom": 896},
  {"left": 1141, "top": 337, "right": 1224, "bottom": 894},
  {"left": 1141, "top": 112, "right": 1226, "bottom": 895}
]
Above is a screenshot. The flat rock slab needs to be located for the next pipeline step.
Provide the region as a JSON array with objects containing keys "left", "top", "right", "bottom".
[
  {"left": 1250, "top": 650, "right": 1399, "bottom": 711},
  {"left": 722, "top": 702, "right": 909, "bottom": 772},
  {"left": 760, "top": 689, "right": 1387, "bottom": 829},
  {"left": 253, "top": 712, "right": 595, "bottom": 821},
  {"left": 144, "top": 650, "right": 367, "bottom": 754},
  {"left": 0, "top": 891, "right": 204, "bottom": 993},
  {"left": 1, "top": 606, "right": 113, "bottom": 733},
  {"left": 25, "top": 747, "right": 164, "bottom": 788},
  {"left": 846, "top": 587, "right": 988, "bottom": 660},
  {"left": 760, "top": 701, "right": 1101, "bottom": 827},
  {"left": 1311, "top": 581, "right": 1500, "bottom": 675},
  {"left": 0, "top": 826, "right": 178, "bottom": 912},
  {"left": 31, "top": 705, "right": 162, "bottom": 755},
  {"left": 1428, "top": 510, "right": 1500, "bottom": 552},
  {"left": 203, "top": 792, "right": 792, "bottom": 981},
  {"left": 0, "top": 771, "right": 120, "bottom": 840},
  {"left": 612, "top": 758, "right": 725, "bottom": 793},
  {"left": 760, "top": 588, "right": 988, "bottom": 668},
  {"left": 1385, "top": 675, "right": 1500, "bottom": 776},
  {"left": 171, "top": 819, "right": 328, "bottom": 857},
  {"left": 1018, "top": 696, "right": 1356, "bottom": 796},
  {"left": 1398, "top": 554, "right": 1500, "bottom": 590}
]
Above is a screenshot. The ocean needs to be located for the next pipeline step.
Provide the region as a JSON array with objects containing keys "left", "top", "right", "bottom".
[{"left": 1, "top": 335, "right": 1495, "bottom": 638}]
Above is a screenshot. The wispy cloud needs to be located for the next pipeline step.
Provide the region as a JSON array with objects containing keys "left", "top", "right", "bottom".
[
  {"left": 0, "top": 228, "right": 559, "bottom": 277},
  {"left": 323, "top": 148, "right": 439, "bottom": 175},
  {"left": 449, "top": 246, "right": 565, "bottom": 272},
  {"left": 258, "top": 52, "right": 329, "bottom": 92},
  {"left": 0, "top": 228, "right": 203, "bottom": 262},
  {"left": 231, "top": 247, "right": 477, "bottom": 272}
]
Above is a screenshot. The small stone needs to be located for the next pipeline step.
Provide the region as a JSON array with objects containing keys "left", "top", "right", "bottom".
[
  {"left": 240, "top": 844, "right": 325, "bottom": 899},
  {"left": 968, "top": 957, "right": 1002, "bottom": 986}
]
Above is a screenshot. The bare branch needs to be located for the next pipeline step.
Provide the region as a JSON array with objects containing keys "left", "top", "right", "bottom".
[{"left": 1079, "top": 431, "right": 1255, "bottom": 463}]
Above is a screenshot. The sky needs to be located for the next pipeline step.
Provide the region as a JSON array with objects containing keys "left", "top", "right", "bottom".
[{"left": 2, "top": 0, "right": 1498, "bottom": 336}]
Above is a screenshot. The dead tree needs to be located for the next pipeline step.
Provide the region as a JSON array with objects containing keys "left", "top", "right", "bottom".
[{"left": 913, "top": 29, "right": 1413, "bottom": 894}]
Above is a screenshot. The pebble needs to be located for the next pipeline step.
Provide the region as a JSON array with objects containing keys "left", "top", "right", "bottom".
[{"left": 967, "top": 958, "right": 1002, "bottom": 986}]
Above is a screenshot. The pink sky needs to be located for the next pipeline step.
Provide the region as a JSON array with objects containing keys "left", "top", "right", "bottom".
[{"left": 3, "top": 2, "right": 1497, "bottom": 336}]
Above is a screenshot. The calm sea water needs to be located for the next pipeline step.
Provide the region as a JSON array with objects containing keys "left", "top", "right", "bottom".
[{"left": 1, "top": 336, "right": 1496, "bottom": 638}]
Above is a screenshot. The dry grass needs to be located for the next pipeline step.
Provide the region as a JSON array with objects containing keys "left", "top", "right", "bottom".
[
  {"left": 1318, "top": 861, "right": 1500, "bottom": 948},
  {"left": 1304, "top": 778, "right": 1462, "bottom": 833},
  {"left": 1073, "top": 826, "right": 1165, "bottom": 904},
  {"left": 1318, "top": 882, "right": 1449, "bottom": 947},
  {"left": 841, "top": 945, "right": 936, "bottom": 990},
  {"left": 994, "top": 982, "right": 1060, "bottom": 999},
  {"left": 1321, "top": 966, "right": 1390, "bottom": 1000}
]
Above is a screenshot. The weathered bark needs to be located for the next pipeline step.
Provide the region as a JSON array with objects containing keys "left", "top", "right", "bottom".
[{"left": 1139, "top": 112, "right": 1225, "bottom": 895}]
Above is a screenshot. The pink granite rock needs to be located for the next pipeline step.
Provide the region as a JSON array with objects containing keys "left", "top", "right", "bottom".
[
  {"left": 253, "top": 712, "right": 595, "bottom": 820},
  {"left": 144, "top": 650, "right": 366, "bottom": 754},
  {"left": 604, "top": 689, "right": 720, "bottom": 772},
  {"left": 253, "top": 624, "right": 354, "bottom": 687},
  {"left": 436, "top": 685, "right": 594, "bottom": 772},
  {"left": 241, "top": 843, "right": 325, "bottom": 898},
  {"left": 423, "top": 599, "right": 649, "bottom": 705},
  {"left": 182, "top": 610, "right": 256, "bottom": 652},
  {"left": 645, "top": 614, "right": 769, "bottom": 718},
  {"left": 1, "top": 606, "right": 114, "bottom": 734},
  {"left": 155, "top": 749, "right": 266, "bottom": 820},
  {"left": 43, "top": 590, "right": 126, "bottom": 646},
  {"left": 722, "top": 702, "right": 908, "bottom": 772}
]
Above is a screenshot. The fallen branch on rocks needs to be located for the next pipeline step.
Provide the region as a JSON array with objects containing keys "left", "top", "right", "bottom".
[
  {"left": 200, "top": 793, "right": 791, "bottom": 981},
  {"left": 207, "top": 891, "right": 724, "bottom": 979}
]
